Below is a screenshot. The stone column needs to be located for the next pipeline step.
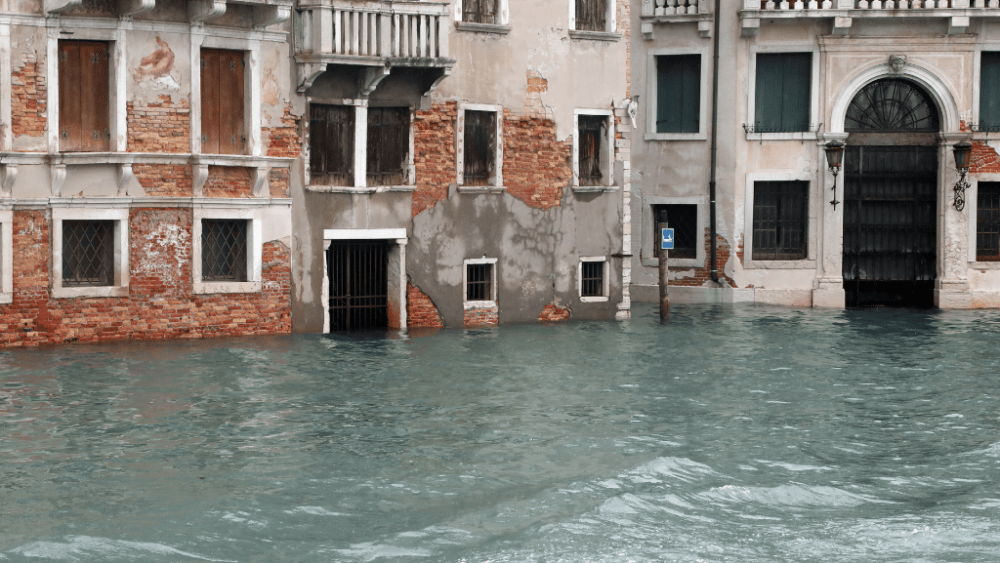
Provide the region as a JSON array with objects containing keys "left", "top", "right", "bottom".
[
  {"left": 813, "top": 132, "right": 849, "bottom": 307},
  {"left": 936, "top": 132, "right": 972, "bottom": 308}
]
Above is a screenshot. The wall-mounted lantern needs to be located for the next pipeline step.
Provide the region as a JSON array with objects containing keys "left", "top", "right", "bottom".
[
  {"left": 952, "top": 140, "right": 973, "bottom": 211},
  {"left": 824, "top": 140, "right": 845, "bottom": 209}
]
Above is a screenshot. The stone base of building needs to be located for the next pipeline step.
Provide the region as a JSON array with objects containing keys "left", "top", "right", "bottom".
[{"left": 812, "top": 288, "right": 846, "bottom": 308}]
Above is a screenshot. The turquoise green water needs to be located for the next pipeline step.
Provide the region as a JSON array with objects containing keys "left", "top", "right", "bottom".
[{"left": 2, "top": 304, "right": 999, "bottom": 562}]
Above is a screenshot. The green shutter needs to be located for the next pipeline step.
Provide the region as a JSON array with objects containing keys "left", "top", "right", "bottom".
[
  {"left": 781, "top": 53, "right": 811, "bottom": 132},
  {"left": 981, "top": 53, "right": 1000, "bottom": 131},
  {"left": 755, "top": 53, "right": 811, "bottom": 133},
  {"left": 657, "top": 55, "right": 700, "bottom": 134}
]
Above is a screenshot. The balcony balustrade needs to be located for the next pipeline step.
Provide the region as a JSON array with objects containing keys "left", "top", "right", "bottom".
[
  {"left": 640, "top": 0, "right": 712, "bottom": 39},
  {"left": 741, "top": 0, "right": 1000, "bottom": 35}
]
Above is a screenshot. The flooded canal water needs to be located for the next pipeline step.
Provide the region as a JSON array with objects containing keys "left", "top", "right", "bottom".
[{"left": 2, "top": 304, "right": 1000, "bottom": 562}]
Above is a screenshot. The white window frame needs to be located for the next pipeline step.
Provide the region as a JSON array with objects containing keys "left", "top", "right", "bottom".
[
  {"left": 192, "top": 35, "right": 262, "bottom": 157},
  {"left": 641, "top": 196, "right": 705, "bottom": 268},
  {"left": 463, "top": 257, "right": 498, "bottom": 310},
  {"left": 453, "top": 0, "right": 511, "bottom": 32},
  {"left": 0, "top": 208, "right": 12, "bottom": 305},
  {"left": 568, "top": 0, "right": 619, "bottom": 38},
  {"left": 51, "top": 206, "right": 130, "bottom": 299},
  {"left": 743, "top": 172, "right": 818, "bottom": 269},
  {"left": 578, "top": 256, "right": 609, "bottom": 302},
  {"left": 456, "top": 103, "right": 504, "bottom": 193},
  {"left": 193, "top": 207, "right": 263, "bottom": 294},
  {"left": 746, "top": 45, "right": 821, "bottom": 141},
  {"left": 573, "top": 109, "right": 616, "bottom": 191},
  {"left": 645, "top": 48, "right": 710, "bottom": 141},
  {"left": 305, "top": 98, "right": 366, "bottom": 188}
]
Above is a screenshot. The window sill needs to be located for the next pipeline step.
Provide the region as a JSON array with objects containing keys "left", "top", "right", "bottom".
[
  {"left": 743, "top": 259, "right": 816, "bottom": 270},
  {"left": 970, "top": 260, "right": 1000, "bottom": 269},
  {"left": 573, "top": 185, "right": 619, "bottom": 193},
  {"left": 455, "top": 22, "right": 511, "bottom": 34},
  {"left": 580, "top": 295, "right": 609, "bottom": 303},
  {"left": 193, "top": 281, "right": 262, "bottom": 294},
  {"left": 644, "top": 133, "right": 707, "bottom": 141},
  {"left": 568, "top": 30, "right": 622, "bottom": 42},
  {"left": 745, "top": 132, "right": 818, "bottom": 141},
  {"left": 51, "top": 285, "right": 129, "bottom": 299},
  {"left": 306, "top": 185, "right": 416, "bottom": 193},
  {"left": 458, "top": 185, "right": 505, "bottom": 194},
  {"left": 464, "top": 300, "right": 497, "bottom": 310}
]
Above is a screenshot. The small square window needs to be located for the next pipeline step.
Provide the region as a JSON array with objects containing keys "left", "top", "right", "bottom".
[
  {"left": 202, "top": 219, "right": 249, "bottom": 282},
  {"left": 977, "top": 182, "right": 1000, "bottom": 261},
  {"left": 466, "top": 263, "right": 492, "bottom": 301},
  {"left": 578, "top": 114, "right": 607, "bottom": 186},
  {"left": 309, "top": 104, "right": 355, "bottom": 186},
  {"left": 581, "top": 261, "right": 604, "bottom": 297},
  {"left": 652, "top": 204, "right": 697, "bottom": 259},
  {"left": 752, "top": 181, "right": 808, "bottom": 261},
  {"left": 574, "top": 0, "right": 608, "bottom": 32},
  {"left": 62, "top": 220, "right": 115, "bottom": 287},
  {"left": 463, "top": 0, "right": 500, "bottom": 23},
  {"left": 754, "top": 53, "right": 811, "bottom": 133}
]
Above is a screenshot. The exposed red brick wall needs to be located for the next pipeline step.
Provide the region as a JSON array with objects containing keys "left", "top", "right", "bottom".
[
  {"left": 464, "top": 306, "right": 498, "bottom": 327},
  {"left": 970, "top": 140, "right": 1000, "bottom": 174},
  {"left": 127, "top": 95, "right": 190, "bottom": 153},
  {"left": 203, "top": 166, "right": 252, "bottom": 198},
  {"left": 133, "top": 164, "right": 192, "bottom": 197},
  {"left": 538, "top": 303, "right": 570, "bottom": 322},
  {"left": 268, "top": 168, "right": 290, "bottom": 198},
  {"left": 503, "top": 111, "right": 570, "bottom": 210},
  {"left": 265, "top": 104, "right": 301, "bottom": 158},
  {"left": 672, "top": 230, "right": 737, "bottom": 288},
  {"left": 413, "top": 102, "right": 457, "bottom": 216},
  {"left": 406, "top": 282, "right": 444, "bottom": 328},
  {"left": 0, "top": 208, "right": 291, "bottom": 348},
  {"left": 11, "top": 52, "right": 46, "bottom": 139}
]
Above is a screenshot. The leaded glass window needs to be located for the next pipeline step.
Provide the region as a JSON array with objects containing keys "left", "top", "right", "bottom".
[
  {"left": 62, "top": 220, "right": 114, "bottom": 287},
  {"left": 202, "top": 219, "right": 248, "bottom": 282}
]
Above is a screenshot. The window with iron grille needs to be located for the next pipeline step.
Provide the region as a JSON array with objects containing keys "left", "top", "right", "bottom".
[
  {"left": 464, "top": 110, "right": 497, "bottom": 186},
  {"left": 652, "top": 204, "right": 697, "bottom": 259},
  {"left": 463, "top": 0, "right": 499, "bottom": 23},
  {"left": 656, "top": 55, "right": 700, "bottom": 134},
  {"left": 201, "top": 219, "right": 248, "bottom": 282},
  {"left": 367, "top": 107, "right": 410, "bottom": 187},
  {"left": 201, "top": 49, "right": 246, "bottom": 155},
  {"left": 62, "top": 220, "right": 115, "bottom": 287},
  {"left": 575, "top": 0, "right": 607, "bottom": 31},
  {"left": 580, "top": 260, "right": 605, "bottom": 298},
  {"left": 310, "top": 104, "right": 355, "bottom": 186},
  {"left": 59, "top": 41, "right": 110, "bottom": 152},
  {"left": 754, "top": 53, "right": 811, "bottom": 133},
  {"left": 578, "top": 114, "right": 605, "bottom": 186},
  {"left": 978, "top": 182, "right": 1000, "bottom": 261},
  {"left": 752, "top": 181, "right": 808, "bottom": 261},
  {"left": 466, "top": 263, "right": 493, "bottom": 301}
]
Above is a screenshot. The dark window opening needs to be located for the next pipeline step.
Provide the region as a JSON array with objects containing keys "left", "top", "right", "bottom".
[
  {"left": 328, "top": 241, "right": 389, "bottom": 331},
  {"left": 845, "top": 78, "right": 938, "bottom": 133},
  {"left": 752, "top": 181, "right": 808, "bottom": 261},
  {"left": 310, "top": 104, "right": 355, "bottom": 186},
  {"left": 754, "top": 52, "right": 811, "bottom": 133},
  {"left": 464, "top": 110, "right": 497, "bottom": 186},
  {"left": 656, "top": 55, "right": 700, "bottom": 134},
  {"left": 652, "top": 204, "right": 697, "bottom": 259},
  {"left": 63, "top": 220, "right": 114, "bottom": 287},
  {"left": 978, "top": 182, "right": 1000, "bottom": 261},
  {"left": 201, "top": 49, "right": 246, "bottom": 155},
  {"left": 367, "top": 107, "right": 409, "bottom": 187},
  {"left": 59, "top": 41, "right": 110, "bottom": 152},
  {"left": 202, "top": 219, "right": 248, "bottom": 282},
  {"left": 581, "top": 261, "right": 604, "bottom": 297},
  {"left": 467, "top": 263, "right": 493, "bottom": 301},
  {"left": 575, "top": 0, "right": 607, "bottom": 31},
  {"left": 981, "top": 53, "right": 1000, "bottom": 132},
  {"left": 463, "top": 0, "right": 499, "bottom": 24},
  {"left": 578, "top": 115, "right": 605, "bottom": 186}
]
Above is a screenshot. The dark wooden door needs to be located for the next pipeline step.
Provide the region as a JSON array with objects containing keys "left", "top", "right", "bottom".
[
  {"left": 843, "top": 145, "right": 937, "bottom": 307},
  {"left": 327, "top": 241, "right": 389, "bottom": 331},
  {"left": 201, "top": 49, "right": 245, "bottom": 155},
  {"left": 59, "top": 41, "right": 109, "bottom": 152}
]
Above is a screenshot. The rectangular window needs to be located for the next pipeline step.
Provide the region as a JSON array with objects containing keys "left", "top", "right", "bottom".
[
  {"left": 652, "top": 204, "right": 697, "bottom": 259},
  {"left": 575, "top": 0, "right": 607, "bottom": 31},
  {"left": 656, "top": 55, "right": 700, "bottom": 134},
  {"left": 981, "top": 53, "right": 1000, "bottom": 132},
  {"left": 463, "top": 0, "right": 499, "bottom": 23},
  {"left": 367, "top": 107, "right": 409, "bottom": 187},
  {"left": 59, "top": 41, "right": 109, "bottom": 152},
  {"left": 578, "top": 114, "right": 605, "bottom": 186},
  {"left": 309, "top": 105, "right": 355, "bottom": 186},
  {"left": 466, "top": 263, "right": 493, "bottom": 301},
  {"left": 464, "top": 110, "right": 497, "bottom": 186},
  {"left": 754, "top": 53, "right": 811, "bottom": 133},
  {"left": 62, "top": 220, "right": 115, "bottom": 287},
  {"left": 201, "top": 49, "right": 246, "bottom": 155},
  {"left": 978, "top": 182, "right": 1000, "bottom": 261},
  {"left": 202, "top": 219, "right": 249, "bottom": 282},
  {"left": 752, "top": 181, "right": 808, "bottom": 261},
  {"left": 580, "top": 261, "right": 604, "bottom": 298}
]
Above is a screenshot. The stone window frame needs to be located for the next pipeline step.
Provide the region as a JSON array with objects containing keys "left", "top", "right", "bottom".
[
  {"left": 191, "top": 34, "right": 262, "bottom": 158},
  {"left": 572, "top": 108, "right": 617, "bottom": 192},
  {"left": 464, "top": 257, "right": 498, "bottom": 310},
  {"left": 568, "top": 0, "right": 621, "bottom": 40},
  {"left": 578, "top": 255, "right": 609, "bottom": 303},
  {"left": 0, "top": 208, "right": 11, "bottom": 305},
  {"left": 51, "top": 206, "right": 130, "bottom": 299},
  {"left": 743, "top": 172, "right": 818, "bottom": 270},
  {"left": 966, "top": 176, "right": 1000, "bottom": 269},
  {"left": 456, "top": 103, "right": 504, "bottom": 193},
  {"left": 746, "top": 44, "right": 821, "bottom": 141},
  {"left": 192, "top": 206, "right": 263, "bottom": 294},
  {"left": 645, "top": 47, "right": 710, "bottom": 142},
  {"left": 453, "top": 0, "right": 511, "bottom": 33},
  {"left": 321, "top": 228, "right": 408, "bottom": 332},
  {"left": 640, "top": 196, "right": 705, "bottom": 269}
]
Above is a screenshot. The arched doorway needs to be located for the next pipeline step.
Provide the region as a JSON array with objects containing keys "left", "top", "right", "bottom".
[{"left": 842, "top": 78, "right": 940, "bottom": 308}]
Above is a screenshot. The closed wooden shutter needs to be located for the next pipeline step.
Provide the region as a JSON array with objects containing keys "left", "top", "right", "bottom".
[
  {"left": 981, "top": 53, "right": 1000, "bottom": 131},
  {"left": 59, "top": 41, "right": 109, "bottom": 152},
  {"left": 201, "top": 49, "right": 246, "bottom": 155},
  {"left": 309, "top": 104, "right": 355, "bottom": 186},
  {"left": 755, "top": 53, "right": 811, "bottom": 133},
  {"left": 656, "top": 55, "right": 700, "bottom": 134}
]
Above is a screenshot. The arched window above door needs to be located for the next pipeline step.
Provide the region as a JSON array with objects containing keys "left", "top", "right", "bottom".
[{"left": 845, "top": 79, "right": 940, "bottom": 133}]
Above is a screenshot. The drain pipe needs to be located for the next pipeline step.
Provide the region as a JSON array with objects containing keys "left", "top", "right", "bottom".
[{"left": 709, "top": 0, "right": 722, "bottom": 284}]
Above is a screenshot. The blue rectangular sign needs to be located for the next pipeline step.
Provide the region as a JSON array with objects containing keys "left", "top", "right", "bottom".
[{"left": 661, "top": 228, "right": 674, "bottom": 250}]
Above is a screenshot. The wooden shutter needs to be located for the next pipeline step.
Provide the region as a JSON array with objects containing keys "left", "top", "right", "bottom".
[
  {"left": 59, "top": 41, "right": 109, "bottom": 152},
  {"left": 656, "top": 55, "right": 700, "bottom": 134},
  {"left": 201, "top": 49, "right": 246, "bottom": 155},
  {"left": 981, "top": 53, "right": 1000, "bottom": 130},
  {"left": 755, "top": 53, "right": 811, "bottom": 133},
  {"left": 309, "top": 105, "right": 355, "bottom": 186}
]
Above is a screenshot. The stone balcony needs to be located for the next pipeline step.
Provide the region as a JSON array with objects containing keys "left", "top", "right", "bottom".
[
  {"left": 295, "top": 0, "right": 455, "bottom": 93},
  {"left": 740, "top": 0, "right": 1000, "bottom": 36},
  {"left": 640, "top": 0, "right": 713, "bottom": 39}
]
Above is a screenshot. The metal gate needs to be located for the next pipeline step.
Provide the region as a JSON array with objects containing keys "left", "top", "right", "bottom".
[
  {"left": 843, "top": 145, "right": 937, "bottom": 307},
  {"left": 327, "top": 241, "right": 389, "bottom": 331}
]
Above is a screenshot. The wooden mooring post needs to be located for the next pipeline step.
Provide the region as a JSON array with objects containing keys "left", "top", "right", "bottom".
[{"left": 658, "top": 222, "right": 670, "bottom": 320}]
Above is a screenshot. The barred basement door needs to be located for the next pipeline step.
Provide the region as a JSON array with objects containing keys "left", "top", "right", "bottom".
[
  {"left": 843, "top": 146, "right": 937, "bottom": 308},
  {"left": 327, "top": 241, "right": 389, "bottom": 331}
]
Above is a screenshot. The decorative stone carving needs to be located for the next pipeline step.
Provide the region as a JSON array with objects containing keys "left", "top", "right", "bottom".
[
  {"left": 192, "top": 164, "right": 209, "bottom": 197},
  {"left": 0, "top": 164, "right": 16, "bottom": 198},
  {"left": 889, "top": 55, "right": 907, "bottom": 73}
]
